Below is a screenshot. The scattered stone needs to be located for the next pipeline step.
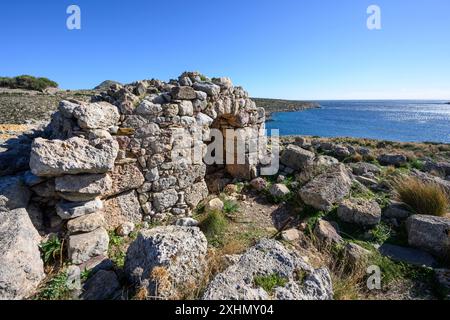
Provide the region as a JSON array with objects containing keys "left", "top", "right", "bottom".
[
  {"left": 383, "top": 201, "right": 411, "bottom": 219},
  {"left": 345, "top": 243, "right": 371, "bottom": 265},
  {"left": 406, "top": 214, "right": 450, "bottom": 258},
  {"left": 0, "top": 208, "right": 45, "bottom": 299},
  {"left": 103, "top": 190, "right": 142, "bottom": 229},
  {"left": 73, "top": 101, "right": 120, "bottom": 130},
  {"left": 0, "top": 175, "right": 31, "bottom": 211},
  {"left": 185, "top": 182, "right": 209, "bottom": 209},
  {"left": 68, "top": 227, "right": 109, "bottom": 265},
  {"left": 269, "top": 184, "right": 290, "bottom": 198},
  {"left": 299, "top": 164, "right": 352, "bottom": 211},
  {"left": 125, "top": 226, "right": 207, "bottom": 299},
  {"left": 67, "top": 212, "right": 105, "bottom": 234},
  {"left": 350, "top": 162, "right": 381, "bottom": 176},
  {"left": 337, "top": 198, "right": 381, "bottom": 227},
  {"left": 377, "top": 154, "right": 407, "bottom": 167},
  {"left": 30, "top": 137, "right": 119, "bottom": 177},
  {"left": 379, "top": 243, "right": 437, "bottom": 268},
  {"left": 56, "top": 199, "right": 103, "bottom": 220},
  {"left": 314, "top": 220, "right": 343, "bottom": 244},
  {"left": 55, "top": 174, "right": 112, "bottom": 201},
  {"left": 81, "top": 270, "right": 121, "bottom": 300},
  {"left": 175, "top": 217, "right": 199, "bottom": 227},
  {"left": 280, "top": 145, "right": 315, "bottom": 171},
  {"left": 202, "top": 239, "right": 333, "bottom": 300},
  {"left": 206, "top": 198, "right": 224, "bottom": 211},
  {"left": 250, "top": 177, "right": 267, "bottom": 191}
]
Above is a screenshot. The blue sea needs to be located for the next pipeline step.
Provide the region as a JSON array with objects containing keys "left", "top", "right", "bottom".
[{"left": 265, "top": 100, "right": 450, "bottom": 143}]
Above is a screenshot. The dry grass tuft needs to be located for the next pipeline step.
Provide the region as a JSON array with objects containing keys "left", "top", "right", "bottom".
[{"left": 394, "top": 177, "right": 449, "bottom": 216}]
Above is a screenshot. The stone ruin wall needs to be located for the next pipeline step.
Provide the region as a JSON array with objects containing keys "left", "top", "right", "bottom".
[{"left": 26, "top": 71, "right": 266, "bottom": 265}]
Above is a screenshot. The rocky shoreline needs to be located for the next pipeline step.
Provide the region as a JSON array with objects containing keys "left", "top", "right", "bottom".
[{"left": 0, "top": 73, "right": 449, "bottom": 301}]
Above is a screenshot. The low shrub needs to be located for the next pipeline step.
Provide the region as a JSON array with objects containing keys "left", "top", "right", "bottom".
[{"left": 0, "top": 75, "right": 58, "bottom": 91}]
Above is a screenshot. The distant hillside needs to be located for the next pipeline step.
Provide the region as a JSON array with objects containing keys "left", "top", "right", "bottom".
[{"left": 253, "top": 98, "right": 319, "bottom": 118}]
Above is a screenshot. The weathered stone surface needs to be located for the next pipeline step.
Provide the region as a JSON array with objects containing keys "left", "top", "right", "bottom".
[
  {"left": 406, "top": 215, "right": 450, "bottom": 258},
  {"left": 314, "top": 220, "right": 343, "bottom": 244},
  {"left": 55, "top": 174, "right": 112, "bottom": 201},
  {"left": 0, "top": 175, "right": 31, "bottom": 211},
  {"left": 103, "top": 164, "right": 145, "bottom": 197},
  {"left": 178, "top": 100, "right": 194, "bottom": 116},
  {"left": 68, "top": 227, "right": 109, "bottom": 264},
  {"left": 250, "top": 177, "right": 267, "bottom": 191},
  {"left": 281, "top": 145, "right": 315, "bottom": 171},
  {"left": 299, "top": 164, "right": 352, "bottom": 211},
  {"left": 31, "top": 179, "right": 56, "bottom": 198},
  {"left": 116, "top": 222, "right": 135, "bottom": 237},
  {"left": 73, "top": 102, "right": 120, "bottom": 130},
  {"left": 377, "top": 154, "right": 407, "bottom": 167},
  {"left": 0, "top": 208, "right": 45, "bottom": 299},
  {"left": 350, "top": 162, "right": 381, "bottom": 176},
  {"left": 30, "top": 137, "right": 119, "bottom": 177},
  {"left": 0, "top": 142, "right": 31, "bottom": 176},
  {"left": 56, "top": 199, "right": 103, "bottom": 220},
  {"left": 67, "top": 212, "right": 105, "bottom": 234},
  {"left": 337, "top": 198, "right": 381, "bottom": 227},
  {"left": 103, "top": 190, "right": 142, "bottom": 229},
  {"left": 203, "top": 239, "right": 333, "bottom": 300},
  {"left": 206, "top": 198, "right": 224, "bottom": 212},
  {"left": 175, "top": 217, "right": 199, "bottom": 227},
  {"left": 185, "top": 181, "right": 209, "bottom": 209},
  {"left": 281, "top": 229, "right": 300, "bottom": 242},
  {"left": 125, "top": 226, "right": 207, "bottom": 299},
  {"left": 269, "top": 184, "right": 290, "bottom": 198},
  {"left": 411, "top": 169, "right": 450, "bottom": 195},
  {"left": 81, "top": 270, "right": 121, "bottom": 300},
  {"left": 434, "top": 269, "right": 450, "bottom": 299},
  {"left": 379, "top": 243, "right": 437, "bottom": 267},
  {"left": 345, "top": 243, "right": 371, "bottom": 265}
]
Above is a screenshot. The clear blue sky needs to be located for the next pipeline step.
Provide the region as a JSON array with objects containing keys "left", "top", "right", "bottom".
[{"left": 1, "top": 0, "right": 449, "bottom": 100}]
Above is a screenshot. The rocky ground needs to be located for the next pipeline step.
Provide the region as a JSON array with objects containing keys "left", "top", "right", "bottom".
[
  {"left": 0, "top": 87, "right": 316, "bottom": 124},
  {"left": 0, "top": 75, "right": 449, "bottom": 301}
]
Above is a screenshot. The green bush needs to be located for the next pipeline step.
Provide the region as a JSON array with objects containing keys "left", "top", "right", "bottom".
[{"left": 0, "top": 75, "right": 58, "bottom": 91}]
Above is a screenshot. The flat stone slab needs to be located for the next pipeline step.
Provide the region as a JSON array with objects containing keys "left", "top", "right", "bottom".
[{"left": 378, "top": 243, "right": 438, "bottom": 268}]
